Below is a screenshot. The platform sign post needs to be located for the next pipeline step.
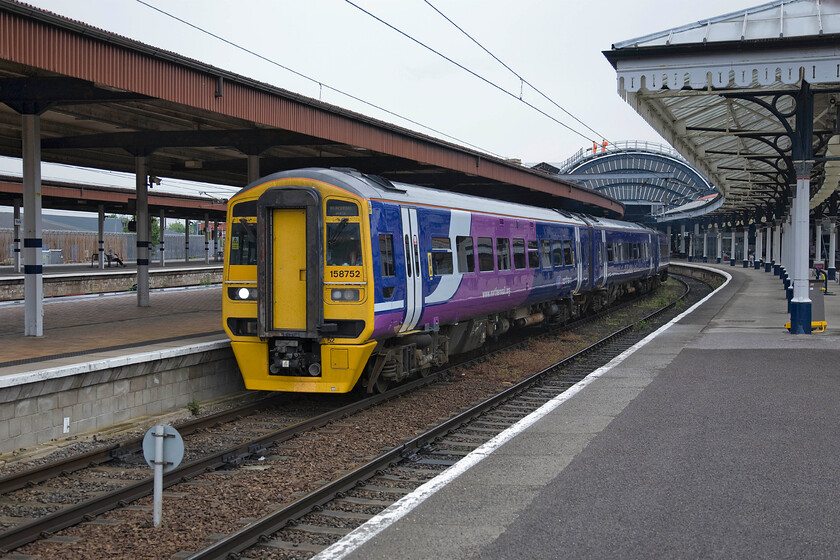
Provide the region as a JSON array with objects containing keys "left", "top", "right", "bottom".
[{"left": 143, "top": 425, "right": 184, "bottom": 528}]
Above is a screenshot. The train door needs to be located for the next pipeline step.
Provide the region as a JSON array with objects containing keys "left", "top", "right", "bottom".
[
  {"left": 399, "top": 207, "right": 423, "bottom": 332},
  {"left": 648, "top": 233, "right": 655, "bottom": 276},
  {"left": 600, "top": 229, "right": 608, "bottom": 288},
  {"left": 271, "top": 208, "right": 307, "bottom": 330}
]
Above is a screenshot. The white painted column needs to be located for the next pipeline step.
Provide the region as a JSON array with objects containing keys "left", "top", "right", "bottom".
[
  {"left": 204, "top": 213, "right": 210, "bottom": 264},
  {"left": 679, "top": 223, "right": 686, "bottom": 258},
  {"left": 97, "top": 205, "right": 105, "bottom": 269},
  {"left": 773, "top": 221, "right": 782, "bottom": 274},
  {"left": 159, "top": 209, "right": 166, "bottom": 267},
  {"left": 136, "top": 156, "right": 150, "bottom": 307},
  {"left": 743, "top": 227, "right": 750, "bottom": 268},
  {"left": 702, "top": 228, "right": 708, "bottom": 262},
  {"left": 828, "top": 218, "right": 836, "bottom": 280},
  {"left": 765, "top": 225, "right": 772, "bottom": 272},
  {"left": 789, "top": 163, "right": 812, "bottom": 333},
  {"left": 184, "top": 219, "right": 190, "bottom": 263},
  {"left": 755, "top": 225, "right": 763, "bottom": 269},
  {"left": 730, "top": 227, "right": 736, "bottom": 266},
  {"left": 22, "top": 114, "right": 43, "bottom": 336},
  {"left": 12, "top": 198, "right": 21, "bottom": 273},
  {"left": 814, "top": 220, "right": 823, "bottom": 267},
  {"left": 716, "top": 227, "right": 722, "bottom": 263}
]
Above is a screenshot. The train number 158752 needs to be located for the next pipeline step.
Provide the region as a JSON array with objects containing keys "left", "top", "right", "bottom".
[{"left": 329, "top": 269, "right": 361, "bottom": 279}]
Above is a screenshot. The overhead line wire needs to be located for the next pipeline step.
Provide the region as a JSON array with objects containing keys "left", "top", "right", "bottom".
[
  {"left": 422, "top": 0, "right": 608, "bottom": 143},
  {"left": 343, "top": 0, "right": 596, "bottom": 143},
  {"left": 134, "top": 0, "right": 505, "bottom": 158}
]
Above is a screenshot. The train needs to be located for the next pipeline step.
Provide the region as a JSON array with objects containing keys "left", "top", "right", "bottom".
[{"left": 222, "top": 167, "right": 669, "bottom": 394}]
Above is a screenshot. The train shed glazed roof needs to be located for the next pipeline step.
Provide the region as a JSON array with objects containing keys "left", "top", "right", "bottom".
[
  {"left": 0, "top": 0, "right": 624, "bottom": 218},
  {"left": 604, "top": 0, "right": 840, "bottom": 224}
]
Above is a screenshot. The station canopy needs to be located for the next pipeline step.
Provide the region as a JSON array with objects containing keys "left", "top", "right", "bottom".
[{"left": 604, "top": 0, "right": 840, "bottom": 225}]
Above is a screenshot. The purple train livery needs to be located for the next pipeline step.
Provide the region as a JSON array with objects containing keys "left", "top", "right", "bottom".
[{"left": 222, "top": 168, "right": 669, "bottom": 394}]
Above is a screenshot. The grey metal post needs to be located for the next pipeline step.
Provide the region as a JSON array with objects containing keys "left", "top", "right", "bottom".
[
  {"left": 716, "top": 227, "right": 722, "bottom": 263},
  {"left": 136, "top": 156, "right": 150, "bottom": 307},
  {"left": 693, "top": 223, "right": 700, "bottom": 262},
  {"left": 204, "top": 213, "right": 210, "bottom": 264},
  {"left": 22, "top": 114, "right": 43, "bottom": 336},
  {"left": 159, "top": 209, "right": 166, "bottom": 267},
  {"left": 213, "top": 220, "right": 219, "bottom": 262},
  {"left": 702, "top": 228, "right": 708, "bottom": 262},
  {"left": 12, "top": 198, "right": 21, "bottom": 273},
  {"left": 98, "top": 204, "right": 105, "bottom": 269},
  {"left": 247, "top": 154, "right": 260, "bottom": 183},
  {"left": 184, "top": 219, "right": 190, "bottom": 264},
  {"left": 666, "top": 224, "right": 672, "bottom": 256}
]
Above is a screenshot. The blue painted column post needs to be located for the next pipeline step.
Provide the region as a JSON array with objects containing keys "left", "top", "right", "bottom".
[{"left": 789, "top": 161, "right": 812, "bottom": 333}]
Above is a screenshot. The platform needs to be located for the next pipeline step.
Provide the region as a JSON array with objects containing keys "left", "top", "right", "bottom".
[{"left": 318, "top": 262, "right": 840, "bottom": 559}]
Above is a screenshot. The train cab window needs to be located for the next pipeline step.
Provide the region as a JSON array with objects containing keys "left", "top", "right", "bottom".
[
  {"left": 552, "top": 240, "right": 564, "bottom": 267},
  {"left": 229, "top": 220, "right": 258, "bottom": 265},
  {"left": 512, "top": 238, "right": 526, "bottom": 269},
  {"left": 456, "top": 236, "right": 475, "bottom": 273},
  {"left": 431, "top": 237, "right": 454, "bottom": 275},
  {"left": 326, "top": 219, "right": 362, "bottom": 266},
  {"left": 327, "top": 200, "right": 359, "bottom": 217},
  {"left": 497, "top": 238, "right": 511, "bottom": 271},
  {"left": 528, "top": 240, "right": 540, "bottom": 268},
  {"left": 540, "top": 239, "right": 551, "bottom": 269},
  {"left": 563, "top": 241, "right": 573, "bottom": 265},
  {"left": 379, "top": 234, "right": 395, "bottom": 277},
  {"left": 477, "top": 237, "right": 494, "bottom": 272}
]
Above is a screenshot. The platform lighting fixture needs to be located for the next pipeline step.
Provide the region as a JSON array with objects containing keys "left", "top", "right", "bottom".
[{"left": 148, "top": 176, "right": 161, "bottom": 188}]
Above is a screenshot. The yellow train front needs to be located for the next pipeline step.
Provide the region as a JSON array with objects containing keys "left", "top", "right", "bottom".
[{"left": 223, "top": 169, "right": 377, "bottom": 393}]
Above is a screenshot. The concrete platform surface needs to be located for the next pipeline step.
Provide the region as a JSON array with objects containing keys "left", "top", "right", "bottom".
[
  {"left": 317, "top": 263, "right": 840, "bottom": 560},
  {"left": 0, "top": 285, "right": 224, "bottom": 378}
]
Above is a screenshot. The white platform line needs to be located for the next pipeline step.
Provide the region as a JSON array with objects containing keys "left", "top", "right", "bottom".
[{"left": 312, "top": 268, "right": 731, "bottom": 559}]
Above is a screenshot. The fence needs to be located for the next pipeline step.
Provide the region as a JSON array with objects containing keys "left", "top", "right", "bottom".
[{"left": 0, "top": 230, "right": 224, "bottom": 265}]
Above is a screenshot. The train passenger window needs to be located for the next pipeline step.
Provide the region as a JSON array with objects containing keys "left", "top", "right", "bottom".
[
  {"left": 540, "top": 239, "right": 551, "bottom": 269},
  {"left": 379, "top": 234, "right": 395, "bottom": 277},
  {"left": 326, "top": 220, "right": 362, "bottom": 266},
  {"left": 563, "top": 241, "right": 573, "bottom": 265},
  {"left": 431, "top": 237, "right": 453, "bottom": 276},
  {"left": 229, "top": 221, "right": 258, "bottom": 265},
  {"left": 327, "top": 200, "right": 359, "bottom": 217},
  {"left": 552, "top": 240, "right": 564, "bottom": 267},
  {"left": 477, "top": 237, "right": 494, "bottom": 272},
  {"left": 512, "top": 239, "right": 526, "bottom": 269},
  {"left": 497, "top": 238, "right": 511, "bottom": 271},
  {"left": 632, "top": 243, "right": 640, "bottom": 260},
  {"left": 456, "top": 236, "right": 475, "bottom": 273},
  {"left": 607, "top": 243, "right": 615, "bottom": 263},
  {"left": 404, "top": 235, "right": 412, "bottom": 277},
  {"left": 528, "top": 240, "right": 540, "bottom": 268}
]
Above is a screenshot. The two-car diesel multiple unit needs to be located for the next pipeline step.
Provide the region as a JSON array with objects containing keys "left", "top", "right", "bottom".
[{"left": 223, "top": 168, "right": 669, "bottom": 394}]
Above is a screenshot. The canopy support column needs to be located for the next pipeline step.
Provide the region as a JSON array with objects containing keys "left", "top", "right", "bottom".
[{"left": 22, "top": 113, "right": 43, "bottom": 337}]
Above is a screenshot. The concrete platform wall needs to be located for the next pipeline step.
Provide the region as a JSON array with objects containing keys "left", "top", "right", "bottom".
[{"left": 0, "top": 343, "right": 242, "bottom": 456}]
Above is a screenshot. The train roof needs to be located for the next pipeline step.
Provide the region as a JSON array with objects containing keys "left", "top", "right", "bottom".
[{"left": 238, "top": 168, "right": 656, "bottom": 233}]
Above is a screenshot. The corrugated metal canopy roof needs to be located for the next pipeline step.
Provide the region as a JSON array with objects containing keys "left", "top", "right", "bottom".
[{"left": 604, "top": 0, "right": 840, "bottom": 225}]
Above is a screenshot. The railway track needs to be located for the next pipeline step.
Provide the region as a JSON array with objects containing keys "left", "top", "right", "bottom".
[{"left": 0, "top": 275, "right": 703, "bottom": 558}]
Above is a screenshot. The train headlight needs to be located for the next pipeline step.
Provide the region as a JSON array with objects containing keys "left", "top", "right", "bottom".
[
  {"left": 331, "top": 288, "right": 360, "bottom": 302},
  {"left": 228, "top": 287, "right": 257, "bottom": 301}
]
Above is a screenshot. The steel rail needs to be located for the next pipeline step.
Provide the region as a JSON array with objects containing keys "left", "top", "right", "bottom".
[{"left": 187, "top": 277, "right": 692, "bottom": 559}]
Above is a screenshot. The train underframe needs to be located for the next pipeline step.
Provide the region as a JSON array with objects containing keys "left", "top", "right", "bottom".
[{"left": 360, "top": 274, "right": 665, "bottom": 393}]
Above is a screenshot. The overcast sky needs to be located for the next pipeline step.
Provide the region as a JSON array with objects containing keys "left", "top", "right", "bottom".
[{"left": 2, "top": 0, "right": 763, "bottom": 198}]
